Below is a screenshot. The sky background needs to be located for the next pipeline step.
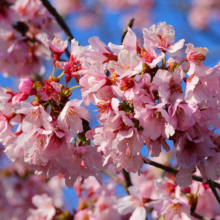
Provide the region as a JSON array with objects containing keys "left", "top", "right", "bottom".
[{"left": 1, "top": 0, "right": 220, "bottom": 212}]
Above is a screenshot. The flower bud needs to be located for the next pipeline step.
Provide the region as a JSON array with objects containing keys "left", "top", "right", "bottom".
[
  {"left": 12, "top": 93, "right": 28, "bottom": 104},
  {"left": 19, "top": 78, "right": 35, "bottom": 95}
]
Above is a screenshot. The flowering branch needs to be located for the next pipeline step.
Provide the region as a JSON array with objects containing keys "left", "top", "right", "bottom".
[
  {"left": 121, "top": 18, "right": 135, "bottom": 44},
  {"left": 40, "top": 0, "right": 74, "bottom": 57},
  {"left": 208, "top": 179, "right": 220, "bottom": 206},
  {"left": 145, "top": 159, "right": 220, "bottom": 189},
  {"left": 122, "top": 169, "right": 132, "bottom": 194}
]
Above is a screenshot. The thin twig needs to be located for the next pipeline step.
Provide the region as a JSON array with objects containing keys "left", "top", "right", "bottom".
[
  {"left": 144, "top": 159, "right": 220, "bottom": 189},
  {"left": 122, "top": 169, "right": 132, "bottom": 194},
  {"left": 40, "top": 0, "right": 73, "bottom": 57},
  {"left": 121, "top": 18, "right": 135, "bottom": 44},
  {"left": 101, "top": 169, "right": 124, "bottom": 186},
  {"left": 208, "top": 179, "right": 220, "bottom": 205},
  {"left": 101, "top": 169, "right": 131, "bottom": 194}
]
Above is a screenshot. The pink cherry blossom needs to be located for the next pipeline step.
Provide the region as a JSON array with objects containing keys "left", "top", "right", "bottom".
[
  {"left": 117, "top": 186, "right": 147, "bottom": 220},
  {"left": 13, "top": 102, "right": 52, "bottom": 132},
  {"left": 63, "top": 145, "right": 103, "bottom": 187},
  {"left": 152, "top": 67, "right": 185, "bottom": 103},
  {"left": 58, "top": 99, "right": 90, "bottom": 134},
  {"left": 136, "top": 103, "right": 175, "bottom": 140},
  {"left": 175, "top": 127, "right": 216, "bottom": 169},
  {"left": 27, "top": 194, "right": 56, "bottom": 220},
  {"left": 153, "top": 198, "right": 192, "bottom": 220},
  {"left": 139, "top": 42, "right": 165, "bottom": 68},
  {"left": 86, "top": 36, "right": 117, "bottom": 64},
  {"left": 143, "top": 22, "right": 185, "bottom": 53},
  {"left": 41, "top": 36, "right": 68, "bottom": 63},
  {"left": 185, "top": 43, "right": 209, "bottom": 76}
]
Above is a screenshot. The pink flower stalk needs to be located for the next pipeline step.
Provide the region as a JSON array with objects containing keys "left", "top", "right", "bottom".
[{"left": 41, "top": 36, "right": 68, "bottom": 63}]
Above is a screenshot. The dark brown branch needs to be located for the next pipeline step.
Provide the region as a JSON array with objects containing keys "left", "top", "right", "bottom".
[
  {"left": 121, "top": 18, "right": 135, "bottom": 44},
  {"left": 122, "top": 169, "right": 132, "bottom": 194},
  {"left": 118, "top": 19, "right": 136, "bottom": 194},
  {"left": 191, "top": 211, "right": 215, "bottom": 220},
  {"left": 144, "top": 159, "right": 220, "bottom": 189},
  {"left": 208, "top": 179, "right": 220, "bottom": 205},
  {"left": 40, "top": 0, "right": 74, "bottom": 57}
]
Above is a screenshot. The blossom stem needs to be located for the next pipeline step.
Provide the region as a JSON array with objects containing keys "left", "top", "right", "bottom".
[
  {"left": 208, "top": 179, "right": 220, "bottom": 205},
  {"left": 52, "top": 65, "right": 56, "bottom": 77},
  {"left": 162, "top": 57, "right": 166, "bottom": 69},
  {"left": 176, "top": 59, "right": 186, "bottom": 68},
  {"left": 65, "top": 82, "right": 68, "bottom": 89},
  {"left": 122, "top": 169, "right": 132, "bottom": 194},
  {"left": 58, "top": 71, "right": 65, "bottom": 79},
  {"left": 40, "top": 0, "right": 73, "bottom": 57},
  {"left": 69, "top": 85, "right": 81, "bottom": 91},
  {"left": 121, "top": 18, "right": 135, "bottom": 44}
]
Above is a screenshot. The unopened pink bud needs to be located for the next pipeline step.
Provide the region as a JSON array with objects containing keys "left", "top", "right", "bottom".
[
  {"left": 12, "top": 92, "right": 28, "bottom": 104},
  {"left": 19, "top": 78, "right": 35, "bottom": 95}
]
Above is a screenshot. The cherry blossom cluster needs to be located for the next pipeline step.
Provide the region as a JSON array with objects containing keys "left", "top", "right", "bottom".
[
  {"left": 0, "top": 0, "right": 60, "bottom": 77},
  {"left": 77, "top": 21, "right": 220, "bottom": 188},
  {"left": 44, "top": 160, "right": 220, "bottom": 220},
  {"left": 1, "top": 21, "right": 220, "bottom": 203}
]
